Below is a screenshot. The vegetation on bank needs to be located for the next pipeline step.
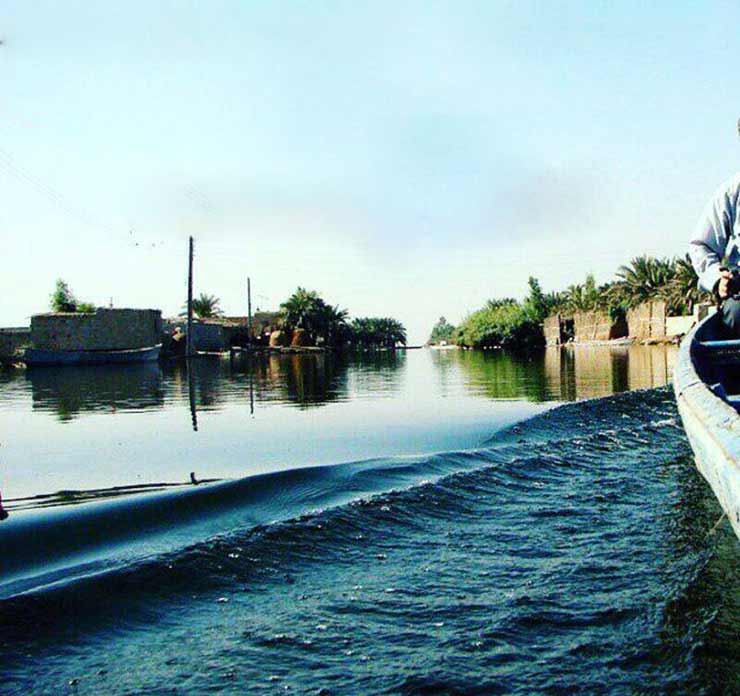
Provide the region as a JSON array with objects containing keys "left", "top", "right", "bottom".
[
  {"left": 428, "top": 317, "right": 456, "bottom": 345},
  {"left": 181, "top": 293, "right": 224, "bottom": 318},
  {"left": 50, "top": 279, "right": 95, "bottom": 313},
  {"left": 279, "top": 287, "right": 407, "bottom": 350},
  {"left": 433, "top": 255, "right": 709, "bottom": 350}
]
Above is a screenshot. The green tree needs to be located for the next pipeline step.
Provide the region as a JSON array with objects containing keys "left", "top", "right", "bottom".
[
  {"left": 662, "top": 254, "right": 707, "bottom": 315},
  {"left": 523, "top": 276, "right": 548, "bottom": 322},
  {"left": 455, "top": 300, "right": 543, "bottom": 350},
  {"left": 610, "top": 255, "right": 675, "bottom": 310},
  {"left": 279, "top": 288, "right": 349, "bottom": 346},
  {"left": 50, "top": 279, "right": 77, "bottom": 312},
  {"left": 182, "top": 293, "right": 224, "bottom": 318},
  {"left": 428, "top": 316, "right": 456, "bottom": 344},
  {"left": 349, "top": 317, "right": 407, "bottom": 349}
]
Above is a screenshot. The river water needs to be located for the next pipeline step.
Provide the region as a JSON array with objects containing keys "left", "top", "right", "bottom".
[{"left": 0, "top": 345, "right": 737, "bottom": 694}]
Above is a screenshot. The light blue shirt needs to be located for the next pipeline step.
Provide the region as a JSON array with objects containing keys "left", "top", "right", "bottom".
[{"left": 689, "top": 173, "right": 740, "bottom": 292}]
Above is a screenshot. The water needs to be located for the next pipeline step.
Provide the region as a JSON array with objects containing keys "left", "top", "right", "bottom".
[{"left": 1, "top": 345, "right": 738, "bottom": 694}]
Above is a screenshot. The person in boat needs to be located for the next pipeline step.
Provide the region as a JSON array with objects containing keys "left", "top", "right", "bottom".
[
  {"left": 689, "top": 172, "right": 740, "bottom": 336},
  {"left": 170, "top": 326, "right": 186, "bottom": 356}
]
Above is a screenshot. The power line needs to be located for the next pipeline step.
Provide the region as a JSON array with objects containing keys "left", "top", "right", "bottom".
[{"left": 0, "top": 146, "right": 111, "bottom": 235}]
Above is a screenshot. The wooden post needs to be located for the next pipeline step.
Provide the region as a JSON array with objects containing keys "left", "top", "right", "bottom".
[
  {"left": 247, "top": 277, "right": 253, "bottom": 346},
  {"left": 187, "top": 236, "right": 194, "bottom": 358}
]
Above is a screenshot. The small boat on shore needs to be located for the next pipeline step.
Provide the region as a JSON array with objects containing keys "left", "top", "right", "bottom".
[
  {"left": 674, "top": 312, "right": 740, "bottom": 539},
  {"left": 24, "top": 344, "right": 161, "bottom": 367}
]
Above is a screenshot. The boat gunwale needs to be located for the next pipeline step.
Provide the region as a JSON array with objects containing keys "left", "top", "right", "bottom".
[{"left": 673, "top": 313, "right": 740, "bottom": 538}]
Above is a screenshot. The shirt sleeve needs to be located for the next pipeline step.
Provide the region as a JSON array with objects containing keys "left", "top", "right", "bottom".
[{"left": 689, "top": 184, "right": 736, "bottom": 293}]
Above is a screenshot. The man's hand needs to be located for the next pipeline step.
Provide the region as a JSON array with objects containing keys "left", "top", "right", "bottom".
[{"left": 718, "top": 269, "right": 738, "bottom": 300}]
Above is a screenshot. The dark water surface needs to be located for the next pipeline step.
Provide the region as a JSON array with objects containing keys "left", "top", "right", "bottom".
[{"left": 1, "top": 346, "right": 738, "bottom": 694}]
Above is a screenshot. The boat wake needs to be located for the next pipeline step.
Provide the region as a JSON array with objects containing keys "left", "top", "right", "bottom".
[
  {"left": 2, "top": 388, "right": 737, "bottom": 695},
  {"left": 1, "top": 388, "right": 683, "bottom": 600}
]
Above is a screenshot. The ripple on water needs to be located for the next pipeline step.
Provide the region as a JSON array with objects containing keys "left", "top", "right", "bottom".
[{"left": 0, "top": 388, "right": 738, "bottom": 695}]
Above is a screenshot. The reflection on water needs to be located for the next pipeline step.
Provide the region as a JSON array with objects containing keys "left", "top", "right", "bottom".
[
  {"left": 0, "top": 344, "right": 680, "bottom": 501},
  {"left": 13, "top": 345, "right": 678, "bottom": 423},
  {"left": 436, "top": 343, "right": 677, "bottom": 401},
  {"left": 26, "top": 363, "right": 164, "bottom": 421}
]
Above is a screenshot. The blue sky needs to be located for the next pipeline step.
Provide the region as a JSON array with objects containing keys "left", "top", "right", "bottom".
[{"left": 2, "top": 1, "right": 739, "bottom": 342}]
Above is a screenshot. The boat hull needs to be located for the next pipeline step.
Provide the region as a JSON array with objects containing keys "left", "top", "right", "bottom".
[
  {"left": 24, "top": 344, "right": 161, "bottom": 366},
  {"left": 673, "top": 313, "right": 740, "bottom": 539}
]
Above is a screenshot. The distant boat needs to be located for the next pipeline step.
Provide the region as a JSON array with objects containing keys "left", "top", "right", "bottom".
[
  {"left": 24, "top": 344, "right": 161, "bottom": 367},
  {"left": 674, "top": 312, "right": 740, "bottom": 539}
]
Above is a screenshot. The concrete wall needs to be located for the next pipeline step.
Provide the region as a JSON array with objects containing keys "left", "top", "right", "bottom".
[
  {"left": 31, "top": 309, "right": 162, "bottom": 351},
  {"left": 0, "top": 327, "right": 31, "bottom": 360},
  {"left": 665, "top": 315, "right": 695, "bottom": 338}
]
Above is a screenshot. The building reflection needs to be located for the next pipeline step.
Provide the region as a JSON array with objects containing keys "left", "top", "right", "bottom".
[
  {"left": 162, "top": 350, "right": 405, "bottom": 417},
  {"left": 450, "top": 343, "right": 678, "bottom": 402},
  {"left": 22, "top": 345, "right": 678, "bottom": 423},
  {"left": 545, "top": 344, "right": 677, "bottom": 400},
  {"left": 28, "top": 364, "right": 164, "bottom": 421}
]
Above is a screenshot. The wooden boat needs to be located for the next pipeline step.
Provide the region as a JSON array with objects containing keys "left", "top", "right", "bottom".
[
  {"left": 24, "top": 344, "right": 161, "bottom": 367},
  {"left": 674, "top": 312, "right": 740, "bottom": 539}
]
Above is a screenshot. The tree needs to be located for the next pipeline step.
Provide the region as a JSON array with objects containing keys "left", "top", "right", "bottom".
[
  {"left": 662, "top": 254, "right": 707, "bottom": 315},
  {"left": 455, "top": 300, "right": 543, "bottom": 350},
  {"left": 50, "top": 280, "right": 96, "bottom": 314},
  {"left": 428, "top": 316, "right": 456, "bottom": 344},
  {"left": 610, "top": 255, "right": 675, "bottom": 309},
  {"left": 279, "top": 287, "right": 321, "bottom": 332},
  {"left": 182, "top": 293, "right": 224, "bottom": 318},
  {"left": 523, "top": 277, "right": 548, "bottom": 322},
  {"left": 279, "top": 288, "right": 349, "bottom": 346},
  {"left": 349, "top": 317, "right": 407, "bottom": 349},
  {"left": 50, "top": 279, "right": 77, "bottom": 312}
]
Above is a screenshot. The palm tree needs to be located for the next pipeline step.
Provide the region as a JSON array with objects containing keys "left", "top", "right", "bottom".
[
  {"left": 486, "top": 298, "right": 517, "bottom": 311},
  {"left": 662, "top": 254, "right": 707, "bottom": 315},
  {"left": 182, "top": 293, "right": 223, "bottom": 318},
  {"left": 379, "top": 318, "right": 407, "bottom": 348},
  {"left": 279, "top": 287, "right": 321, "bottom": 332},
  {"left": 350, "top": 317, "right": 406, "bottom": 349},
  {"left": 315, "top": 303, "right": 349, "bottom": 346},
  {"left": 279, "top": 288, "right": 349, "bottom": 345},
  {"left": 611, "top": 255, "right": 675, "bottom": 309}
]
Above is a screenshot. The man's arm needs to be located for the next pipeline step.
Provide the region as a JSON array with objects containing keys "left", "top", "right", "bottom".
[{"left": 689, "top": 182, "right": 738, "bottom": 294}]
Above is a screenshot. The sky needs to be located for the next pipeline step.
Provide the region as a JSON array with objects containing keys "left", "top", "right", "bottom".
[{"left": 2, "top": 1, "right": 740, "bottom": 343}]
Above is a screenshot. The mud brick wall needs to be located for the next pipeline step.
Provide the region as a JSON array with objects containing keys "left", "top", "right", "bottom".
[
  {"left": 572, "top": 311, "right": 619, "bottom": 342},
  {"left": 627, "top": 302, "right": 667, "bottom": 340},
  {"left": 31, "top": 309, "right": 162, "bottom": 351},
  {"left": 163, "top": 319, "right": 228, "bottom": 352},
  {"left": 543, "top": 315, "right": 563, "bottom": 346},
  {"left": 0, "top": 328, "right": 31, "bottom": 360}
]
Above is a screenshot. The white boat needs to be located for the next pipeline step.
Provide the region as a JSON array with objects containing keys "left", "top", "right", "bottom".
[{"left": 674, "top": 312, "right": 740, "bottom": 539}]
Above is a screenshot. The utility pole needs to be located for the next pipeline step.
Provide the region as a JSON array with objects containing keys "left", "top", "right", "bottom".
[
  {"left": 247, "top": 276, "right": 253, "bottom": 346},
  {"left": 187, "top": 236, "right": 194, "bottom": 358}
]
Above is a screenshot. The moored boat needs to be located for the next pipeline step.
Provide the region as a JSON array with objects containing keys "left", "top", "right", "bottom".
[
  {"left": 673, "top": 312, "right": 740, "bottom": 539},
  {"left": 24, "top": 344, "right": 161, "bottom": 367}
]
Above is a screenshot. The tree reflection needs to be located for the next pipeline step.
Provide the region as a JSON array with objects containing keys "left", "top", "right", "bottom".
[{"left": 446, "top": 343, "right": 677, "bottom": 402}]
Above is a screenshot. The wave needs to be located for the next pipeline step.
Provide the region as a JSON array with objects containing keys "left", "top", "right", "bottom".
[
  {"left": 4, "top": 387, "right": 735, "bottom": 696},
  {"left": 0, "top": 388, "right": 685, "bottom": 601}
]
